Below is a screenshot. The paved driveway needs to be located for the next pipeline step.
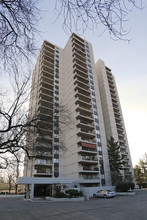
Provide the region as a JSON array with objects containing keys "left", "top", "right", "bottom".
[{"left": 0, "top": 190, "right": 147, "bottom": 220}]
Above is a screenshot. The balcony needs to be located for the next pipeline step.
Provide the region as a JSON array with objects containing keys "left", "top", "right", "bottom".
[
  {"left": 76, "top": 120, "right": 94, "bottom": 130},
  {"left": 119, "top": 139, "right": 126, "bottom": 145},
  {"left": 41, "top": 58, "right": 54, "bottom": 70},
  {"left": 77, "top": 128, "right": 95, "bottom": 138},
  {"left": 109, "top": 83, "right": 115, "bottom": 90},
  {"left": 41, "top": 62, "right": 54, "bottom": 73},
  {"left": 79, "top": 155, "right": 98, "bottom": 164},
  {"left": 79, "top": 166, "right": 99, "bottom": 173},
  {"left": 79, "top": 178, "right": 100, "bottom": 184},
  {"left": 73, "top": 51, "right": 86, "bottom": 63},
  {"left": 40, "top": 73, "right": 54, "bottom": 83},
  {"left": 109, "top": 87, "right": 116, "bottom": 95},
  {"left": 118, "top": 132, "right": 124, "bottom": 138},
  {"left": 115, "top": 118, "right": 122, "bottom": 125},
  {"left": 121, "top": 151, "right": 128, "bottom": 156},
  {"left": 41, "top": 53, "right": 54, "bottom": 63},
  {"left": 78, "top": 146, "right": 97, "bottom": 154},
  {"left": 72, "top": 35, "right": 85, "bottom": 47},
  {"left": 34, "top": 170, "right": 52, "bottom": 176},
  {"left": 43, "top": 43, "right": 55, "bottom": 53},
  {"left": 37, "top": 120, "right": 52, "bottom": 130},
  {"left": 74, "top": 78, "right": 90, "bottom": 90},
  {"left": 75, "top": 90, "right": 91, "bottom": 103},
  {"left": 73, "top": 57, "right": 87, "bottom": 69},
  {"left": 39, "top": 88, "right": 53, "bottom": 97},
  {"left": 36, "top": 136, "right": 53, "bottom": 146},
  {"left": 116, "top": 126, "right": 123, "bottom": 132},
  {"left": 39, "top": 94, "right": 53, "bottom": 103},
  {"left": 74, "top": 72, "right": 89, "bottom": 84},
  {"left": 72, "top": 41, "right": 85, "bottom": 53},
  {"left": 73, "top": 65, "right": 88, "bottom": 78},
  {"left": 35, "top": 160, "right": 53, "bottom": 167},
  {"left": 38, "top": 106, "right": 53, "bottom": 115},
  {"left": 122, "top": 157, "right": 129, "bottom": 162},
  {"left": 75, "top": 86, "right": 91, "bottom": 97},
  {"left": 35, "top": 151, "right": 53, "bottom": 158},
  {"left": 76, "top": 113, "right": 94, "bottom": 124},
  {"left": 108, "top": 78, "right": 114, "bottom": 86},
  {"left": 39, "top": 81, "right": 54, "bottom": 92},
  {"left": 122, "top": 165, "right": 130, "bottom": 169},
  {"left": 38, "top": 101, "right": 53, "bottom": 110},
  {"left": 78, "top": 137, "right": 96, "bottom": 145},
  {"left": 76, "top": 105, "right": 93, "bottom": 116},
  {"left": 72, "top": 33, "right": 85, "bottom": 44},
  {"left": 75, "top": 97, "right": 92, "bottom": 108},
  {"left": 124, "top": 171, "right": 132, "bottom": 176},
  {"left": 41, "top": 48, "right": 54, "bottom": 60},
  {"left": 113, "top": 103, "right": 119, "bottom": 110}
]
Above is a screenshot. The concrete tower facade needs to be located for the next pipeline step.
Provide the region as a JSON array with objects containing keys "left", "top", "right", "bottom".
[
  {"left": 24, "top": 34, "right": 134, "bottom": 189},
  {"left": 96, "top": 59, "right": 134, "bottom": 182}
]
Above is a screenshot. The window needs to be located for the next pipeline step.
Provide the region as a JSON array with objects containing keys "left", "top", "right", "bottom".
[
  {"left": 56, "top": 48, "right": 59, "bottom": 53},
  {"left": 54, "top": 158, "right": 59, "bottom": 163},
  {"left": 98, "top": 147, "right": 102, "bottom": 151},
  {"left": 95, "top": 118, "right": 99, "bottom": 123},
  {"left": 95, "top": 122, "right": 99, "bottom": 126},
  {"left": 55, "top": 73, "right": 59, "bottom": 79},
  {"left": 54, "top": 149, "right": 59, "bottom": 154},
  {"left": 88, "top": 63, "right": 91, "bottom": 68},
  {"left": 94, "top": 115, "right": 98, "bottom": 120},
  {"left": 55, "top": 85, "right": 59, "bottom": 89},
  {"left": 97, "top": 142, "right": 101, "bottom": 147},
  {"left": 55, "top": 79, "right": 59, "bottom": 84},
  {"left": 55, "top": 68, "right": 59, "bottom": 73}
]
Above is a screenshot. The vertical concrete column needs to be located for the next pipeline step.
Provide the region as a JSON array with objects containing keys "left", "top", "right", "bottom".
[
  {"left": 30, "top": 183, "right": 34, "bottom": 200},
  {"left": 52, "top": 184, "right": 55, "bottom": 196},
  {"left": 26, "top": 184, "right": 30, "bottom": 199}
]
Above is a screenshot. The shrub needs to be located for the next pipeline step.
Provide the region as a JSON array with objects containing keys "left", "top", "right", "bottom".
[
  {"left": 53, "top": 192, "right": 67, "bottom": 198},
  {"left": 116, "top": 182, "right": 135, "bottom": 192},
  {"left": 65, "top": 189, "right": 83, "bottom": 198},
  {"left": 141, "top": 183, "right": 147, "bottom": 188}
]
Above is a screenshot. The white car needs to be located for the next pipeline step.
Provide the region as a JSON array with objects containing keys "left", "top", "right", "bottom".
[{"left": 93, "top": 190, "right": 116, "bottom": 198}]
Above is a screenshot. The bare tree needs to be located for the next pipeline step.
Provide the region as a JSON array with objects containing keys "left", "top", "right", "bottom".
[
  {"left": 0, "top": 67, "right": 73, "bottom": 169},
  {"left": 0, "top": 0, "right": 40, "bottom": 73},
  {"left": 0, "top": 69, "right": 38, "bottom": 168},
  {"left": 55, "top": 0, "right": 143, "bottom": 40}
]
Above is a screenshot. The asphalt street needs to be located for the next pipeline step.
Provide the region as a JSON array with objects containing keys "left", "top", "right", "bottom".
[{"left": 0, "top": 190, "right": 147, "bottom": 220}]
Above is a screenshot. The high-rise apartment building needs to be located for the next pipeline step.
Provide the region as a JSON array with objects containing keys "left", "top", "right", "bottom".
[
  {"left": 96, "top": 60, "right": 134, "bottom": 182},
  {"left": 24, "top": 33, "right": 134, "bottom": 189}
]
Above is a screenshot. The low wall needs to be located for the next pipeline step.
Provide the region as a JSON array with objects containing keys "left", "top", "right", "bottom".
[
  {"left": 116, "top": 192, "right": 136, "bottom": 196},
  {"left": 46, "top": 197, "right": 85, "bottom": 202},
  {"left": 0, "top": 194, "right": 24, "bottom": 198}
]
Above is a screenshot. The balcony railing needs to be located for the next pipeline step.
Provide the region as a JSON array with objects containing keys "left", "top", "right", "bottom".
[
  {"left": 79, "top": 166, "right": 99, "bottom": 173},
  {"left": 79, "top": 156, "right": 98, "bottom": 164},
  {"left": 35, "top": 161, "right": 53, "bottom": 166},
  {"left": 79, "top": 178, "right": 100, "bottom": 183},
  {"left": 34, "top": 170, "right": 52, "bottom": 175},
  {"left": 78, "top": 146, "right": 97, "bottom": 154}
]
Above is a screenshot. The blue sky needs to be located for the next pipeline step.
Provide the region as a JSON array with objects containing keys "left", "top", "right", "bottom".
[{"left": 36, "top": 1, "right": 147, "bottom": 166}]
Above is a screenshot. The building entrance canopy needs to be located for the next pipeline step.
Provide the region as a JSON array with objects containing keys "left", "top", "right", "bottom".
[
  {"left": 18, "top": 177, "right": 72, "bottom": 185},
  {"left": 17, "top": 177, "right": 72, "bottom": 200}
]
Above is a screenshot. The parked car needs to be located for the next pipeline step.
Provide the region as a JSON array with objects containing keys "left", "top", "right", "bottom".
[{"left": 93, "top": 190, "right": 116, "bottom": 198}]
